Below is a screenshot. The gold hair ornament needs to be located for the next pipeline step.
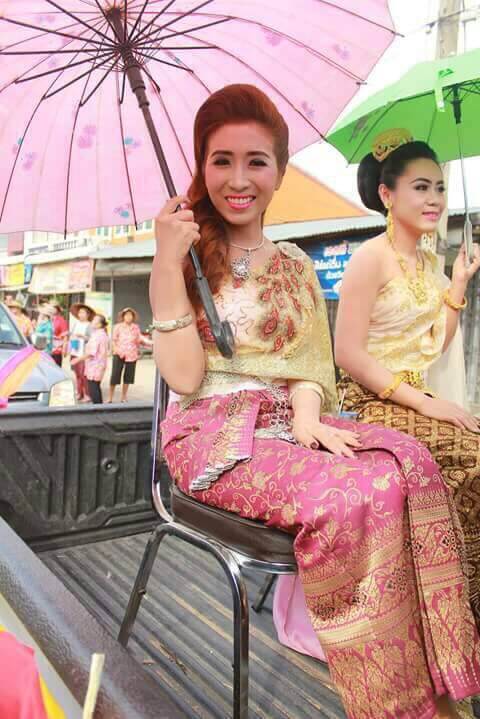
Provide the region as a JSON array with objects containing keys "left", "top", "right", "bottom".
[{"left": 372, "top": 128, "right": 414, "bottom": 163}]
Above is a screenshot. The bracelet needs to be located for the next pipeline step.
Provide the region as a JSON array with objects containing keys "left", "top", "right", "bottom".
[
  {"left": 152, "top": 313, "right": 193, "bottom": 333},
  {"left": 443, "top": 289, "right": 467, "bottom": 311},
  {"left": 289, "top": 382, "right": 324, "bottom": 404},
  {"left": 378, "top": 374, "right": 403, "bottom": 400}
]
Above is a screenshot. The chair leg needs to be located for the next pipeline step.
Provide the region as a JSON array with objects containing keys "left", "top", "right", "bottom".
[
  {"left": 252, "top": 574, "right": 277, "bottom": 613},
  {"left": 226, "top": 557, "right": 249, "bottom": 719},
  {"left": 118, "top": 521, "right": 249, "bottom": 719},
  {"left": 118, "top": 524, "right": 167, "bottom": 646}
]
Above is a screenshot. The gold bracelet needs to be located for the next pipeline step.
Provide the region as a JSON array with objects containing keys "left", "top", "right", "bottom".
[
  {"left": 289, "top": 382, "right": 324, "bottom": 404},
  {"left": 378, "top": 374, "right": 404, "bottom": 400},
  {"left": 152, "top": 313, "right": 193, "bottom": 333},
  {"left": 443, "top": 289, "right": 467, "bottom": 311}
]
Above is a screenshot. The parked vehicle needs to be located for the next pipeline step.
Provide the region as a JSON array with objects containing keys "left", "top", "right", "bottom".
[{"left": 0, "top": 302, "right": 75, "bottom": 409}]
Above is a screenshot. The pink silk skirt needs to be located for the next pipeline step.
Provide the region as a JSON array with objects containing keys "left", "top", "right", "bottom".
[{"left": 162, "top": 389, "right": 480, "bottom": 719}]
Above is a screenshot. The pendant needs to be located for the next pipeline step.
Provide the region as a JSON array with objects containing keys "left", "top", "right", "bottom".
[
  {"left": 231, "top": 252, "right": 251, "bottom": 281},
  {"left": 410, "top": 278, "right": 427, "bottom": 304}
]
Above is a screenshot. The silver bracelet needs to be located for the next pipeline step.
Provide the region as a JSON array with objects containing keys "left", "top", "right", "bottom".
[{"left": 152, "top": 313, "right": 193, "bottom": 333}]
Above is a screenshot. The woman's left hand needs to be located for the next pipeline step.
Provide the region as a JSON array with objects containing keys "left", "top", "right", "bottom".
[
  {"left": 292, "top": 414, "right": 362, "bottom": 458},
  {"left": 452, "top": 242, "right": 480, "bottom": 285}
]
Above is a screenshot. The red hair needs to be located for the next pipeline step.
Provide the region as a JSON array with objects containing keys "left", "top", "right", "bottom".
[{"left": 184, "top": 84, "right": 289, "bottom": 310}]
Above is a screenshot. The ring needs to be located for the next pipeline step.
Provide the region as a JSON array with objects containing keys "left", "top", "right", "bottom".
[{"left": 310, "top": 441, "right": 319, "bottom": 450}]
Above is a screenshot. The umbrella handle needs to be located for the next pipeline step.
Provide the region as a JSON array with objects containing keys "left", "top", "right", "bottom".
[
  {"left": 173, "top": 205, "right": 234, "bottom": 358},
  {"left": 188, "top": 246, "right": 235, "bottom": 359}
]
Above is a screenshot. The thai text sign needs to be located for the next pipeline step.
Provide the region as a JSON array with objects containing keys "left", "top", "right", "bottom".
[
  {"left": 29, "top": 259, "right": 93, "bottom": 294},
  {"left": 308, "top": 240, "right": 362, "bottom": 300}
]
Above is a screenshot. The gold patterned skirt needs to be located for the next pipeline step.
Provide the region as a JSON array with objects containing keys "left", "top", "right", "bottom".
[{"left": 338, "top": 374, "right": 480, "bottom": 630}]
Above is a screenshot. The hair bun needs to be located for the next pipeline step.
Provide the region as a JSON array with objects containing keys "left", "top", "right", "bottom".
[{"left": 357, "top": 153, "right": 385, "bottom": 214}]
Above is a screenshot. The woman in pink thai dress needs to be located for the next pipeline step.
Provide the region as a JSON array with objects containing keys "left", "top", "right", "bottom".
[
  {"left": 151, "top": 84, "right": 480, "bottom": 718},
  {"left": 72, "top": 314, "right": 109, "bottom": 404}
]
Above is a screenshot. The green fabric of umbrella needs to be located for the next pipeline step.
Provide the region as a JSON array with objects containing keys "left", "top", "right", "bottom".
[{"left": 327, "top": 47, "right": 480, "bottom": 164}]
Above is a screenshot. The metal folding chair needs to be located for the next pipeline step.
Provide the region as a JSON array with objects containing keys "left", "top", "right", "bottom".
[{"left": 118, "top": 462, "right": 297, "bottom": 719}]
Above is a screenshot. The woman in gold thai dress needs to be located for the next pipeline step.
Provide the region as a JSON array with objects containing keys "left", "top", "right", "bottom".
[{"left": 335, "top": 132, "right": 480, "bottom": 636}]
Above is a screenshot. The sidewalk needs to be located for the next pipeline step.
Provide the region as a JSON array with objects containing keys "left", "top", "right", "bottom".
[{"left": 64, "top": 355, "right": 156, "bottom": 404}]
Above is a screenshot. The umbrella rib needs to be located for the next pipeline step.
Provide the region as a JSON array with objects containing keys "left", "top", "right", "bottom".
[
  {"left": 127, "top": 0, "right": 151, "bottom": 41},
  {"left": 134, "top": 0, "right": 215, "bottom": 45},
  {"left": 135, "top": 13, "right": 364, "bottom": 83},
  {"left": 313, "top": 0, "right": 398, "bottom": 35},
  {"left": 143, "top": 46, "right": 212, "bottom": 96},
  {"left": 120, "top": 69, "right": 127, "bottom": 104},
  {"left": 0, "top": 22, "right": 109, "bottom": 224},
  {"left": 115, "top": 71, "right": 138, "bottom": 227},
  {"left": 134, "top": 49, "right": 194, "bottom": 72},
  {"left": 15, "top": 49, "right": 116, "bottom": 84},
  {"left": 0, "top": 15, "right": 109, "bottom": 94},
  {"left": 0, "top": 16, "right": 107, "bottom": 46},
  {"left": 137, "top": 16, "right": 232, "bottom": 47},
  {"left": 0, "top": 17, "right": 94, "bottom": 54},
  {"left": 42, "top": 0, "right": 113, "bottom": 44},
  {"left": 144, "top": 68, "right": 193, "bottom": 179},
  {"left": 187, "top": 29, "right": 327, "bottom": 138},
  {"left": 91, "top": 0, "right": 117, "bottom": 37},
  {"left": 43, "top": 52, "right": 118, "bottom": 99},
  {"left": 80, "top": 56, "right": 121, "bottom": 105}
]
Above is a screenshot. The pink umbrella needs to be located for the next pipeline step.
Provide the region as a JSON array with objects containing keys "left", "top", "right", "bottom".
[{"left": 0, "top": 1, "right": 396, "bottom": 235}]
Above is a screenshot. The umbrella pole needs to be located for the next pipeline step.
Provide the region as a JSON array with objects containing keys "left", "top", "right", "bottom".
[
  {"left": 106, "top": 9, "right": 233, "bottom": 511},
  {"left": 452, "top": 85, "right": 473, "bottom": 265}
]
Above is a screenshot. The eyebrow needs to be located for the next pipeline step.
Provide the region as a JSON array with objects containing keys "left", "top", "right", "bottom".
[
  {"left": 210, "top": 149, "right": 271, "bottom": 158},
  {"left": 410, "top": 177, "right": 444, "bottom": 185}
]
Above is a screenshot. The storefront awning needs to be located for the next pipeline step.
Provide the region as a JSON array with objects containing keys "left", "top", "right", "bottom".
[{"left": 28, "top": 258, "right": 93, "bottom": 294}]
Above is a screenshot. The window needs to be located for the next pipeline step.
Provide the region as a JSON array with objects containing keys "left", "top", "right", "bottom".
[
  {"left": 142, "top": 220, "right": 153, "bottom": 230},
  {"left": 115, "top": 225, "right": 129, "bottom": 235},
  {"left": 0, "top": 234, "right": 8, "bottom": 251},
  {"left": 96, "top": 227, "right": 110, "bottom": 237}
]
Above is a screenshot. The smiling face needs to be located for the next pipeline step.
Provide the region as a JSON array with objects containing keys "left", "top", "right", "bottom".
[
  {"left": 380, "top": 157, "right": 446, "bottom": 234},
  {"left": 203, "top": 122, "right": 282, "bottom": 228}
]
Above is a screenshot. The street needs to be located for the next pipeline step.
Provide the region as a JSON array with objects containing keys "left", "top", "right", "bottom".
[{"left": 65, "top": 355, "right": 156, "bottom": 404}]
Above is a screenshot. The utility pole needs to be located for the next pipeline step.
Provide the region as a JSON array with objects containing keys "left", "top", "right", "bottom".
[{"left": 434, "top": 0, "right": 462, "bottom": 247}]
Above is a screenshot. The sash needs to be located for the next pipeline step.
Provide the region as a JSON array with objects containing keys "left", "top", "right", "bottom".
[{"left": 0, "top": 346, "right": 43, "bottom": 408}]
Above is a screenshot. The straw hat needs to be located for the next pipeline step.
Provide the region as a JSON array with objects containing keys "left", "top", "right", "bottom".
[
  {"left": 118, "top": 307, "right": 138, "bottom": 322},
  {"left": 70, "top": 302, "right": 95, "bottom": 321}
]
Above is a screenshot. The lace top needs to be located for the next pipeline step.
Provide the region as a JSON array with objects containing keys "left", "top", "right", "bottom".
[{"left": 191, "top": 241, "right": 337, "bottom": 411}]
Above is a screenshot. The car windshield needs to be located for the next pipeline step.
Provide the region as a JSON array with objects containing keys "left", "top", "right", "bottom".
[{"left": 0, "top": 305, "right": 26, "bottom": 348}]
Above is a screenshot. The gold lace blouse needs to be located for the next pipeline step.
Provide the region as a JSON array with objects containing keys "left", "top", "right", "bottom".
[
  {"left": 367, "top": 251, "right": 446, "bottom": 374},
  {"left": 194, "top": 242, "right": 337, "bottom": 411}
]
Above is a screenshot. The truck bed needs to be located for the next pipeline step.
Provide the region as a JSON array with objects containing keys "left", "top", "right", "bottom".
[{"left": 42, "top": 532, "right": 345, "bottom": 719}]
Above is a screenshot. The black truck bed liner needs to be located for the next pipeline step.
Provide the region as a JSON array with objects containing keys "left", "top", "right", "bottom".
[{"left": 42, "top": 532, "right": 345, "bottom": 719}]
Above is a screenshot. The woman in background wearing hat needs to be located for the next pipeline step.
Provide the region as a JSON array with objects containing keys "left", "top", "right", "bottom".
[
  {"left": 108, "top": 307, "right": 151, "bottom": 403},
  {"left": 69, "top": 303, "right": 94, "bottom": 402},
  {"left": 8, "top": 301, "right": 33, "bottom": 339}
]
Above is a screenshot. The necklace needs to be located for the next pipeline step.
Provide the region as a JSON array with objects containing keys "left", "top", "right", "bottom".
[
  {"left": 230, "top": 236, "right": 265, "bottom": 282},
  {"left": 386, "top": 212, "right": 427, "bottom": 304}
]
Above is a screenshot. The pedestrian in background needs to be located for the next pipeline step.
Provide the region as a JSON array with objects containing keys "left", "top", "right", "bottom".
[
  {"left": 71, "top": 314, "right": 109, "bottom": 404},
  {"left": 51, "top": 303, "right": 68, "bottom": 367},
  {"left": 69, "top": 303, "right": 94, "bottom": 402},
  {"left": 8, "top": 300, "right": 33, "bottom": 339},
  {"left": 108, "top": 307, "right": 152, "bottom": 403},
  {"left": 34, "top": 304, "right": 55, "bottom": 353}
]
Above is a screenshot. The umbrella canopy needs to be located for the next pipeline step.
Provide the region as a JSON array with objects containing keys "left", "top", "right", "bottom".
[
  {"left": 0, "top": 0, "right": 396, "bottom": 234},
  {"left": 327, "top": 47, "right": 480, "bottom": 164}
]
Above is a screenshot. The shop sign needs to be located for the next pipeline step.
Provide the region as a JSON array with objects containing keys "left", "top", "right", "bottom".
[
  {"left": 29, "top": 258, "right": 93, "bottom": 294},
  {"left": 308, "top": 240, "right": 363, "bottom": 300},
  {"left": 0, "top": 262, "right": 25, "bottom": 288}
]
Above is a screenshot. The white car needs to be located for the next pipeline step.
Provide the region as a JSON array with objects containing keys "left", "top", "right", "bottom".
[{"left": 0, "top": 303, "right": 75, "bottom": 410}]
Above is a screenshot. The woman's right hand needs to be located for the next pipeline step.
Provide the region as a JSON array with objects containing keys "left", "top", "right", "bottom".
[
  {"left": 416, "top": 396, "right": 479, "bottom": 432},
  {"left": 154, "top": 196, "right": 200, "bottom": 268}
]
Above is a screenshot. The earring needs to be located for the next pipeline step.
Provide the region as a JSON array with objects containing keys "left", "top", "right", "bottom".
[{"left": 385, "top": 201, "right": 394, "bottom": 246}]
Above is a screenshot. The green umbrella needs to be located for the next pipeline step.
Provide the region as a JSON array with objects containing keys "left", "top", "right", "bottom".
[{"left": 327, "top": 48, "right": 480, "bottom": 260}]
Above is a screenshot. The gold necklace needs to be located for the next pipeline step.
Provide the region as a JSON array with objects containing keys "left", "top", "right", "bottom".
[{"left": 386, "top": 209, "right": 427, "bottom": 304}]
